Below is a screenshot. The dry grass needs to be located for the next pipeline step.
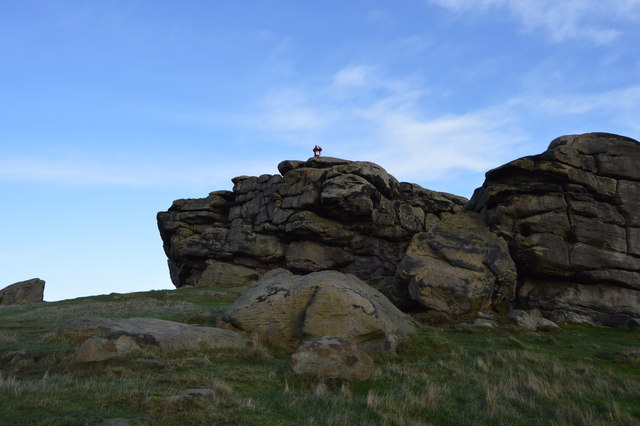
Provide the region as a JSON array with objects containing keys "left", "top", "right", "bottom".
[
  {"left": 271, "top": 342, "right": 640, "bottom": 426},
  {"left": 12, "top": 298, "right": 205, "bottom": 324},
  {"left": 1, "top": 290, "right": 639, "bottom": 425},
  {"left": 0, "top": 330, "right": 18, "bottom": 345}
]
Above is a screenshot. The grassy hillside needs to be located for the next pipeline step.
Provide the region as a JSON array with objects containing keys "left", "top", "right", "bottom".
[{"left": 1, "top": 288, "right": 639, "bottom": 425}]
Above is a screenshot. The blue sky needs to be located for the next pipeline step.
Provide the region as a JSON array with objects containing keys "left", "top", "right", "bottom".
[{"left": 2, "top": 0, "right": 639, "bottom": 301}]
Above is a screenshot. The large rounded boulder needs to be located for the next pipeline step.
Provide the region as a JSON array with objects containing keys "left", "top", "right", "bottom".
[{"left": 217, "top": 269, "right": 418, "bottom": 352}]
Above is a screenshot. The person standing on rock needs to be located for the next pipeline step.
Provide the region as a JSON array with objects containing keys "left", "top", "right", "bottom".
[{"left": 313, "top": 145, "right": 322, "bottom": 157}]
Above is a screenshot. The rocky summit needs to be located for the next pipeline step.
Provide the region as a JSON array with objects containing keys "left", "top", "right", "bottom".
[
  {"left": 157, "top": 156, "right": 466, "bottom": 308},
  {"left": 158, "top": 133, "right": 640, "bottom": 327}
]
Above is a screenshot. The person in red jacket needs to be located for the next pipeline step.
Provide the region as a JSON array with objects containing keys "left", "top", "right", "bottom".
[{"left": 313, "top": 145, "right": 323, "bottom": 157}]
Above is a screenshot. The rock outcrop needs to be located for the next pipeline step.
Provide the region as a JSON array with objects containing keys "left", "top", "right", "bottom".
[
  {"left": 0, "top": 278, "right": 45, "bottom": 305},
  {"left": 158, "top": 133, "right": 640, "bottom": 327},
  {"left": 217, "top": 269, "right": 418, "bottom": 352},
  {"left": 468, "top": 133, "right": 640, "bottom": 327},
  {"left": 157, "top": 157, "right": 466, "bottom": 306},
  {"left": 397, "top": 212, "right": 517, "bottom": 322}
]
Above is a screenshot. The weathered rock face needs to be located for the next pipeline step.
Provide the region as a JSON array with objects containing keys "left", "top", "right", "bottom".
[
  {"left": 397, "top": 212, "right": 517, "bottom": 322},
  {"left": 468, "top": 133, "right": 640, "bottom": 326},
  {"left": 0, "top": 278, "right": 45, "bottom": 305},
  {"left": 217, "top": 269, "right": 418, "bottom": 352},
  {"left": 157, "top": 157, "right": 466, "bottom": 305}
]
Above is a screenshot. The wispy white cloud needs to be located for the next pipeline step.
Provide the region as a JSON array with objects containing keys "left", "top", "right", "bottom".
[
  {"left": 332, "top": 65, "right": 377, "bottom": 89},
  {"left": 519, "top": 86, "right": 640, "bottom": 115},
  {"left": 251, "top": 65, "right": 525, "bottom": 183},
  {"left": 366, "top": 9, "right": 394, "bottom": 28},
  {"left": 507, "top": 85, "right": 640, "bottom": 135},
  {"left": 429, "top": 0, "right": 640, "bottom": 44},
  {"left": 250, "top": 62, "right": 640, "bottom": 184},
  {"left": 361, "top": 109, "right": 522, "bottom": 180},
  {"left": 258, "top": 88, "right": 333, "bottom": 131}
]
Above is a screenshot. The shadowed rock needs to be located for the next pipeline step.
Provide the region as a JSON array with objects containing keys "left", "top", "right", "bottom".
[
  {"left": 397, "top": 212, "right": 517, "bottom": 322},
  {"left": 468, "top": 133, "right": 640, "bottom": 326}
]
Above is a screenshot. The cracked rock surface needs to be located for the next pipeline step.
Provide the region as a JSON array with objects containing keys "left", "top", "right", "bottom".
[
  {"left": 397, "top": 212, "right": 517, "bottom": 322},
  {"left": 468, "top": 133, "right": 640, "bottom": 326},
  {"left": 157, "top": 156, "right": 466, "bottom": 307}
]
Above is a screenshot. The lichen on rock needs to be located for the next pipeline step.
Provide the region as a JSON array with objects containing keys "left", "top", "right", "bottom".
[{"left": 217, "top": 269, "right": 418, "bottom": 352}]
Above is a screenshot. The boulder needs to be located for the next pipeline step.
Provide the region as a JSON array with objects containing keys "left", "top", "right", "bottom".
[
  {"left": 508, "top": 310, "right": 559, "bottom": 331},
  {"left": 74, "top": 335, "right": 142, "bottom": 363},
  {"left": 58, "top": 317, "right": 255, "bottom": 362},
  {"left": 217, "top": 269, "right": 418, "bottom": 352},
  {"left": 468, "top": 133, "right": 640, "bottom": 326},
  {"left": 1, "top": 349, "right": 35, "bottom": 373},
  {"left": 397, "top": 212, "right": 517, "bottom": 322},
  {"left": 157, "top": 157, "right": 466, "bottom": 306},
  {"left": 291, "top": 336, "right": 374, "bottom": 381},
  {"left": 0, "top": 278, "right": 45, "bottom": 305}
]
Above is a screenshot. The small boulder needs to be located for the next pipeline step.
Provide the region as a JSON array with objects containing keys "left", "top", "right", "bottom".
[
  {"left": 458, "top": 319, "right": 497, "bottom": 329},
  {"left": 59, "top": 317, "right": 255, "bottom": 362},
  {"left": 218, "top": 269, "right": 418, "bottom": 352},
  {"left": 1, "top": 349, "right": 35, "bottom": 373},
  {"left": 509, "top": 310, "right": 559, "bottom": 331},
  {"left": 73, "top": 335, "right": 142, "bottom": 363},
  {"left": 291, "top": 337, "right": 374, "bottom": 381},
  {"left": 160, "top": 383, "right": 236, "bottom": 410},
  {"left": 0, "top": 278, "right": 45, "bottom": 305}
]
